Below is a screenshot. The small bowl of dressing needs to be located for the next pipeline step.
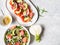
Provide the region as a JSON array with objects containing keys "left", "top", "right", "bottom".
[{"left": 1, "top": 15, "right": 12, "bottom": 26}]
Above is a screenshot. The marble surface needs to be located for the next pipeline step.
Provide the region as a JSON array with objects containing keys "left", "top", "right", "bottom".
[{"left": 0, "top": 0, "right": 60, "bottom": 45}]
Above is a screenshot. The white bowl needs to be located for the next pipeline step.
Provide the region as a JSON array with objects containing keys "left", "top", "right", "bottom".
[
  {"left": 6, "top": 0, "right": 38, "bottom": 26},
  {"left": 4, "top": 25, "right": 30, "bottom": 45}
]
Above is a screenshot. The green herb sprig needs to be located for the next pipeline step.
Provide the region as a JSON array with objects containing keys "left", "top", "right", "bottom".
[{"left": 37, "top": 6, "right": 47, "bottom": 16}]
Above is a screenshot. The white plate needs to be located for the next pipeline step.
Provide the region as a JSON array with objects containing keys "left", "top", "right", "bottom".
[{"left": 6, "top": 0, "right": 38, "bottom": 26}]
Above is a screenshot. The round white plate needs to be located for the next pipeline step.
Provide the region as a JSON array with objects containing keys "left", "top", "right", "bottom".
[{"left": 6, "top": 0, "right": 38, "bottom": 26}]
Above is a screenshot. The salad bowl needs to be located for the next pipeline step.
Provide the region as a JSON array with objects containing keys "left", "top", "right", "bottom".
[
  {"left": 4, "top": 25, "right": 30, "bottom": 45},
  {"left": 6, "top": 0, "right": 38, "bottom": 26}
]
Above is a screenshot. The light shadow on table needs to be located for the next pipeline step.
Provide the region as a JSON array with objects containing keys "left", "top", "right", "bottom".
[{"left": 40, "top": 25, "right": 45, "bottom": 38}]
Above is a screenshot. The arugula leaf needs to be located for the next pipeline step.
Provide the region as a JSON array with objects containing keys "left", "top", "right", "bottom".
[{"left": 16, "top": 26, "right": 23, "bottom": 29}]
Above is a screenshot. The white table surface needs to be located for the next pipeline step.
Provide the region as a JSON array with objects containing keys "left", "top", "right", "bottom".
[{"left": 0, "top": 0, "right": 60, "bottom": 45}]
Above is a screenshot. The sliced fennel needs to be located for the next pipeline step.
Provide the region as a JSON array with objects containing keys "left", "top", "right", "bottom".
[{"left": 29, "top": 25, "right": 42, "bottom": 42}]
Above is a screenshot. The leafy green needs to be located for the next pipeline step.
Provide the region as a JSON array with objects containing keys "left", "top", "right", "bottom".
[
  {"left": 37, "top": 6, "right": 47, "bottom": 16},
  {"left": 35, "top": 34, "right": 41, "bottom": 42},
  {"left": 6, "top": 30, "right": 12, "bottom": 34},
  {"left": 40, "top": 8, "right": 47, "bottom": 14},
  {"left": 4, "top": 37, "right": 7, "bottom": 43},
  {"left": 25, "top": 31, "right": 29, "bottom": 38},
  {"left": 12, "top": 38, "right": 18, "bottom": 42},
  {"left": 16, "top": 26, "right": 23, "bottom": 29}
]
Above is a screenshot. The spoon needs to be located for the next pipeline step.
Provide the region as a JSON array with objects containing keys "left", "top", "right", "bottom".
[
  {"left": 0, "top": 8, "right": 12, "bottom": 26},
  {"left": 0, "top": 9, "right": 5, "bottom": 16}
]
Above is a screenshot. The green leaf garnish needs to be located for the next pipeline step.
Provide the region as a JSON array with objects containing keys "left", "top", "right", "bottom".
[
  {"left": 37, "top": 6, "right": 47, "bottom": 16},
  {"left": 40, "top": 8, "right": 47, "bottom": 14},
  {"left": 16, "top": 26, "right": 23, "bottom": 29},
  {"left": 35, "top": 34, "right": 41, "bottom": 42}
]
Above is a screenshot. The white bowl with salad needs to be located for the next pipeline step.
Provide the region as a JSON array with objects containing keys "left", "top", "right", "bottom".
[
  {"left": 4, "top": 25, "right": 30, "bottom": 45},
  {"left": 6, "top": 0, "right": 38, "bottom": 26}
]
